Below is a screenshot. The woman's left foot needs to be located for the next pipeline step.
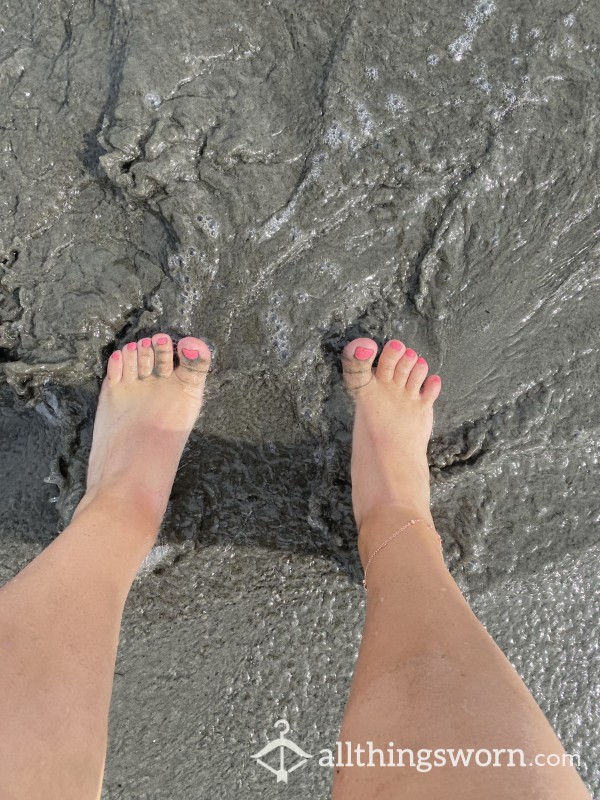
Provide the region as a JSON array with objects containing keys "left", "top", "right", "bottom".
[{"left": 78, "top": 333, "right": 211, "bottom": 523}]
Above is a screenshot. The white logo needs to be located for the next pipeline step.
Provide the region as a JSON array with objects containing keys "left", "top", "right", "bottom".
[{"left": 251, "top": 720, "right": 313, "bottom": 783}]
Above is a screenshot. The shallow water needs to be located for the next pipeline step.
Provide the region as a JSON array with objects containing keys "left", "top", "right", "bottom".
[{"left": 1, "top": 0, "right": 599, "bottom": 795}]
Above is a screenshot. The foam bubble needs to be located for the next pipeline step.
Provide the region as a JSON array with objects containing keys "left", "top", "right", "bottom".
[
  {"left": 355, "top": 103, "right": 375, "bottom": 136},
  {"left": 143, "top": 91, "right": 162, "bottom": 109},
  {"left": 138, "top": 545, "right": 171, "bottom": 576},
  {"left": 385, "top": 94, "right": 407, "bottom": 115},
  {"left": 168, "top": 252, "right": 204, "bottom": 329},
  {"left": 264, "top": 305, "right": 290, "bottom": 361},
  {"left": 449, "top": 0, "right": 496, "bottom": 61},
  {"left": 324, "top": 122, "right": 349, "bottom": 149},
  {"left": 472, "top": 75, "right": 492, "bottom": 93}
]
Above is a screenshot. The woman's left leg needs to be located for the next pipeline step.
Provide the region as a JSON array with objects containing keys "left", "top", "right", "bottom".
[{"left": 0, "top": 333, "right": 211, "bottom": 800}]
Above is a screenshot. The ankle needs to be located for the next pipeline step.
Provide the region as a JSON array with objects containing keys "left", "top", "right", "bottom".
[
  {"left": 357, "top": 503, "right": 436, "bottom": 564},
  {"left": 66, "top": 483, "right": 163, "bottom": 588},
  {"left": 74, "top": 480, "right": 167, "bottom": 531}
]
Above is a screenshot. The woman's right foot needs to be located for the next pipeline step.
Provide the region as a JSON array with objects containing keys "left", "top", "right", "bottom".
[{"left": 341, "top": 337, "right": 442, "bottom": 538}]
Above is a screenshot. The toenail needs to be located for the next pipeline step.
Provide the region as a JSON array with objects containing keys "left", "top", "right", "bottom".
[
  {"left": 417, "top": 357, "right": 427, "bottom": 365},
  {"left": 182, "top": 347, "right": 200, "bottom": 360},
  {"left": 405, "top": 348, "right": 417, "bottom": 359},
  {"left": 127, "top": 342, "right": 137, "bottom": 351},
  {"left": 389, "top": 340, "right": 404, "bottom": 351},
  {"left": 355, "top": 347, "right": 374, "bottom": 361},
  {"left": 157, "top": 337, "right": 169, "bottom": 346},
  {"left": 111, "top": 351, "right": 121, "bottom": 360},
  {"left": 432, "top": 375, "right": 441, "bottom": 382},
  {"left": 141, "top": 338, "right": 152, "bottom": 348}
]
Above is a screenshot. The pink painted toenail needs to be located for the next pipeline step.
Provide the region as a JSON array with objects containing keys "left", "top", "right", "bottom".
[
  {"left": 355, "top": 347, "right": 374, "bottom": 361},
  {"left": 111, "top": 351, "right": 121, "bottom": 360},
  {"left": 389, "top": 340, "right": 404, "bottom": 351},
  {"left": 405, "top": 348, "right": 417, "bottom": 359},
  {"left": 127, "top": 342, "right": 137, "bottom": 351},
  {"left": 432, "top": 375, "right": 441, "bottom": 382},
  {"left": 417, "top": 357, "right": 427, "bottom": 365},
  {"left": 157, "top": 337, "right": 169, "bottom": 346},
  {"left": 182, "top": 347, "right": 200, "bottom": 360},
  {"left": 141, "top": 338, "right": 152, "bottom": 348}
]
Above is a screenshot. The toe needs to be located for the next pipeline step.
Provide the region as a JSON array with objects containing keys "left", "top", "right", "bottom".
[
  {"left": 393, "top": 347, "right": 419, "bottom": 386},
  {"left": 153, "top": 334, "right": 174, "bottom": 378},
  {"left": 121, "top": 340, "right": 139, "bottom": 382},
  {"left": 137, "top": 337, "right": 154, "bottom": 379},
  {"left": 406, "top": 356, "right": 429, "bottom": 396},
  {"left": 106, "top": 349, "right": 123, "bottom": 382},
  {"left": 341, "top": 337, "right": 378, "bottom": 395},
  {"left": 421, "top": 374, "right": 442, "bottom": 404},
  {"left": 175, "top": 337, "right": 211, "bottom": 397},
  {"left": 376, "top": 339, "right": 406, "bottom": 383}
]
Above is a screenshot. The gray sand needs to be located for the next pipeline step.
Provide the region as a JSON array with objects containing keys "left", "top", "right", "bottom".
[{"left": 1, "top": 0, "right": 599, "bottom": 796}]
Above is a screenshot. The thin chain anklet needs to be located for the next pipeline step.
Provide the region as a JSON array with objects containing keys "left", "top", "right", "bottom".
[{"left": 362, "top": 518, "right": 443, "bottom": 591}]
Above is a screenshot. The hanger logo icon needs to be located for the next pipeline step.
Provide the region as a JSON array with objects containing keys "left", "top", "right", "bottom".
[{"left": 251, "top": 720, "right": 313, "bottom": 783}]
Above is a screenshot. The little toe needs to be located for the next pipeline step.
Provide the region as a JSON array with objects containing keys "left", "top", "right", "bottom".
[
  {"left": 421, "top": 374, "right": 442, "bottom": 404},
  {"left": 341, "top": 337, "right": 378, "bottom": 395},
  {"left": 137, "top": 337, "right": 154, "bottom": 379},
  {"left": 175, "top": 337, "right": 211, "bottom": 397},
  {"left": 376, "top": 339, "right": 406, "bottom": 383},
  {"left": 106, "top": 349, "right": 123, "bottom": 383},
  {"left": 406, "top": 356, "right": 429, "bottom": 396},
  {"left": 393, "top": 347, "right": 419, "bottom": 386},
  {"left": 153, "top": 334, "right": 174, "bottom": 378},
  {"left": 121, "top": 340, "right": 139, "bottom": 382}
]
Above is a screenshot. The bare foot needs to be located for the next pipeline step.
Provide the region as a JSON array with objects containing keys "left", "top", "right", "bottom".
[
  {"left": 341, "top": 337, "right": 441, "bottom": 537},
  {"left": 77, "top": 333, "right": 211, "bottom": 523}
]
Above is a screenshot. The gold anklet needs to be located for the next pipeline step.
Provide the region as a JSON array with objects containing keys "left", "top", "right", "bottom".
[{"left": 362, "top": 518, "right": 443, "bottom": 591}]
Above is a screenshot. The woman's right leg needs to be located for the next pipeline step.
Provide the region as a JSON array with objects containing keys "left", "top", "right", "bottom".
[{"left": 332, "top": 337, "right": 590, "bottom": 800}]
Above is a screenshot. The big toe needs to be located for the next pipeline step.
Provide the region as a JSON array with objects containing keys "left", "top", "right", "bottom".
[
  {"left": 341, "top": 337, "right": 378, "bottom": 395},
  {"left": 175, "top": 337, "right": 212, "bottom": 398}
]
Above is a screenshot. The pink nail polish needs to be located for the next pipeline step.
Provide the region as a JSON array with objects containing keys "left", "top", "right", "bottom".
[
  {"left": 141, "top": 338, "right": 152, "bottom": 348},
  {"left": 405, "top": 348, "right": 417, "bottom": 359},
  {"left": 389, "top": 340, "right": 404, "bottom": 351},
  {"left": 417, "top": 357, "right": 427, "bottom": 365},
  {"left": 182, "top": 347, "right": 200, "bottom": 360},
  {"left": 157, "top": 336, "right": 169, "bottom": 346},
  {"left": 111, "top": 351, "right": 121, "bottom": 360},
  {"left": 127, "top": 342, "right": 137, "bottom": 351},
  {"left": 355, "top": 347, "right": 374, "bottom": 361}
]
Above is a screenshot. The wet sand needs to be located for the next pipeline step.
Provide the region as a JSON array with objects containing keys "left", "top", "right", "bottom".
[{"left": 1, "top": 0, "right": 599, "bottom": 795}]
